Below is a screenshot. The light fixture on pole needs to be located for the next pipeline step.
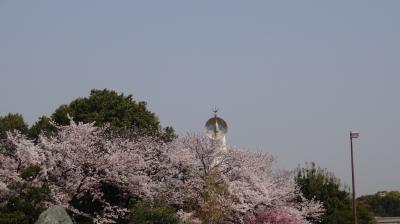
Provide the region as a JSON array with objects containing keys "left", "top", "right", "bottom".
[{"left": 350, "top": 131, "right": 359, "bottom": 224}]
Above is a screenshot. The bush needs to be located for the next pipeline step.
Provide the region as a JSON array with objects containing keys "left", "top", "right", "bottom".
[
  {"left": 0, "top": 165, "right": 50, "bottom": 224},
  {"left": 130, "top": 201, "right": 178, "bottom": 224}
]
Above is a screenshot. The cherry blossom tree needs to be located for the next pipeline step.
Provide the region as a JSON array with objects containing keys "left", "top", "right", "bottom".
[
  {"left": 36, "top": 121, "right": 201, "bottom": 222},
  {"left": 244, "top": 207, "right": 303, "bottom": 224},
  {"left": 0, "top": 121, "right": 323, "bottom": 224},
  {"left": 0, "top": 133, "right": 46, "bottom": 199},
  {"left": 177, "top": 134, "right": 323, "bottom": 224}
]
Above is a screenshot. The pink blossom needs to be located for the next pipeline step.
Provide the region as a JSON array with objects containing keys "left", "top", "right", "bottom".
[
  {"left": 0, "top": 121, "right": 323, "bottom": 223},
  {"left": 245, "top": 207, "right": 302, "bottom": 224}
]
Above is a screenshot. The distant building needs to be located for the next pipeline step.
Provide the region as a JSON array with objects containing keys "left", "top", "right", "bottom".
[
  {"left": 377, "top": 191, "right": 388, "bottom": 197},
  {"left": 376, "top": 217, "right": 400, "bottom": 224}
]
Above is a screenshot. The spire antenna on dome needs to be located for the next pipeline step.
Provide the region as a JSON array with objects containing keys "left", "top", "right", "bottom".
[{"left": 212, "top": 106, "right": 219, "bottom": 117}]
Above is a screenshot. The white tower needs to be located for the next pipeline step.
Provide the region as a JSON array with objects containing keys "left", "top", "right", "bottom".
[{"left": 204, "top": 108, "right": 228, "bottom": 152}]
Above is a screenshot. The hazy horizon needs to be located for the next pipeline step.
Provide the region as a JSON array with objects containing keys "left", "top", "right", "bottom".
[{"left": 1, "top": 1, "right": 399, "bottom": 195}]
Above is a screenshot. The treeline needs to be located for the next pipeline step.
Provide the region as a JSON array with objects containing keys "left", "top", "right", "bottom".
[
  {"left": 0, "top": 89, "right": 175, "bottom": 142},
  {"left": 296, "top": 162, "right": 376, "bottom": 224},
  {"left": 358, "top": 191, "right": 400, "bottom": 217},
  {"left": 1, "top": 89, "right": 398, "bottom": 224},
  {"left": 1, "top": 89, "right": 323, "bottom": 223},
  {"left": 296, "top": 163, "right": 400, "bottom": 224},
  {"left": 0, "top": 89, "right": 177, "bottom": 223}
]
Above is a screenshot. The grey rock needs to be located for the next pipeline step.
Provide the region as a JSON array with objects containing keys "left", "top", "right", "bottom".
[{"left": 35, "top": 205, "right": 73, "bottom": 224}]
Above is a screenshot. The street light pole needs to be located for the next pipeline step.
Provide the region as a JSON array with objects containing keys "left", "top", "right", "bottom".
[{"left": 350, "top": 131, "right": 359, "bottom": 224}]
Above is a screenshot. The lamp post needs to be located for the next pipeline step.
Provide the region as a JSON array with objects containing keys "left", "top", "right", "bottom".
[{"left": 350, "top": 131, "right": 359, "bottom": 224}]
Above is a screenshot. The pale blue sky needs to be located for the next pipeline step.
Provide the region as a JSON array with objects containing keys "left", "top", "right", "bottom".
[{"left": 1, "top": 1, "right": 399, "bottom": 195}]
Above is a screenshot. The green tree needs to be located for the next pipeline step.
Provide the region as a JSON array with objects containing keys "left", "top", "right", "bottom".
[
  {"left": 51, "top": 89, "right": 175, "bottom": 140},
  {"left": 129, "top": 201, "right": 178, "bottom": 224},
  {"left": 358, "top": 191, "right": 400, "bottom": 217},
  {"left": 194, "top": 169, "right": 233, "bottom": 224},
  {"left": 0, "top": 113, "right": 28, "bottom": 139},
  {"left": 357, "top": 203, "right": 377, "bottom": 224},
  {"left": 296, "top": 162, "right": 376, "bottom": 224},
  {"left": 27, "top": 116, "right": 57, "bottom": 141},
  {"left": 0, "top": 165, "right": 51, "bottom": 224}
]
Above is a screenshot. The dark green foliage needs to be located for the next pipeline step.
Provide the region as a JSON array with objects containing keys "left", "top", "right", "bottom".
[
  {"left": 0, "top": 211, "right": 27, "bottom": 224},
  {"left": 69, "top": 191, "right": 103, "bottom": 224},
  {"left": 100, "top": 182, "right": 136, "bottom": 208},
  {"left": 67, "top": 182, "right": 138, "bottom": 224},
  {"left": 195, "top": 170, "right": 232, "bottom": 224},
  {"left": 0, "top": 89, "right": 177, "bottom": 223},
  {"left": 358, "top": 191, "right": 400, "bottom": 217},
  {"left": 129, "top": 201, "right": 178, "bottom": 224},
  {"left": 51, "top": 89, "right": 174, "bottom": 138},
  {"left": 0, "top": 165, "right": 50, "bottom": 224},
  {"left": 27, "top": 116, "right": 57, "bottom": 141},
  {"left": 161, "top": 126, "right": 176, "bottom": 142},
  {"left": 0, "top": 113, "right": 28, "bottom": 139},
  {"left": 70, "top": 191, "right": 103, "bottom": 216},
  {"left": 357, "top": 203, "right": 377, "bottom": 224},
  {"left": 1, "top": 90, "right": 175, "bottom": 141},
  {"left": 296, "top": 162, "right": 351, "bottom": 224},
  {"left": 19, "top": 165, "right": 42, "bottom": 181},
  {"left": 296, "top": 162, "right": 376, "bottom": 224}
]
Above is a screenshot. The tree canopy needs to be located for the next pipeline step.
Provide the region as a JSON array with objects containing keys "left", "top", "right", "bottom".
[
  {"left": 0, "top": 89, "right": 175, "bottom": 141},
  {"left": 0, "top": 113, "right": 28, "bottom": 139},
  {"left": 296, "top": 162, "right": 376, "bottom": 224},
  {"left": 51, "top": 89, "right": 175, "bottom": 139},
  {"left": 0, "top": 122, "right": 323, "bottom": 223},
  {"left": 27, "top": 116, "right": 57, "bottom": 140},
  {"left": 358, "top": 191, "right": 400, "bottom": 217}
]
